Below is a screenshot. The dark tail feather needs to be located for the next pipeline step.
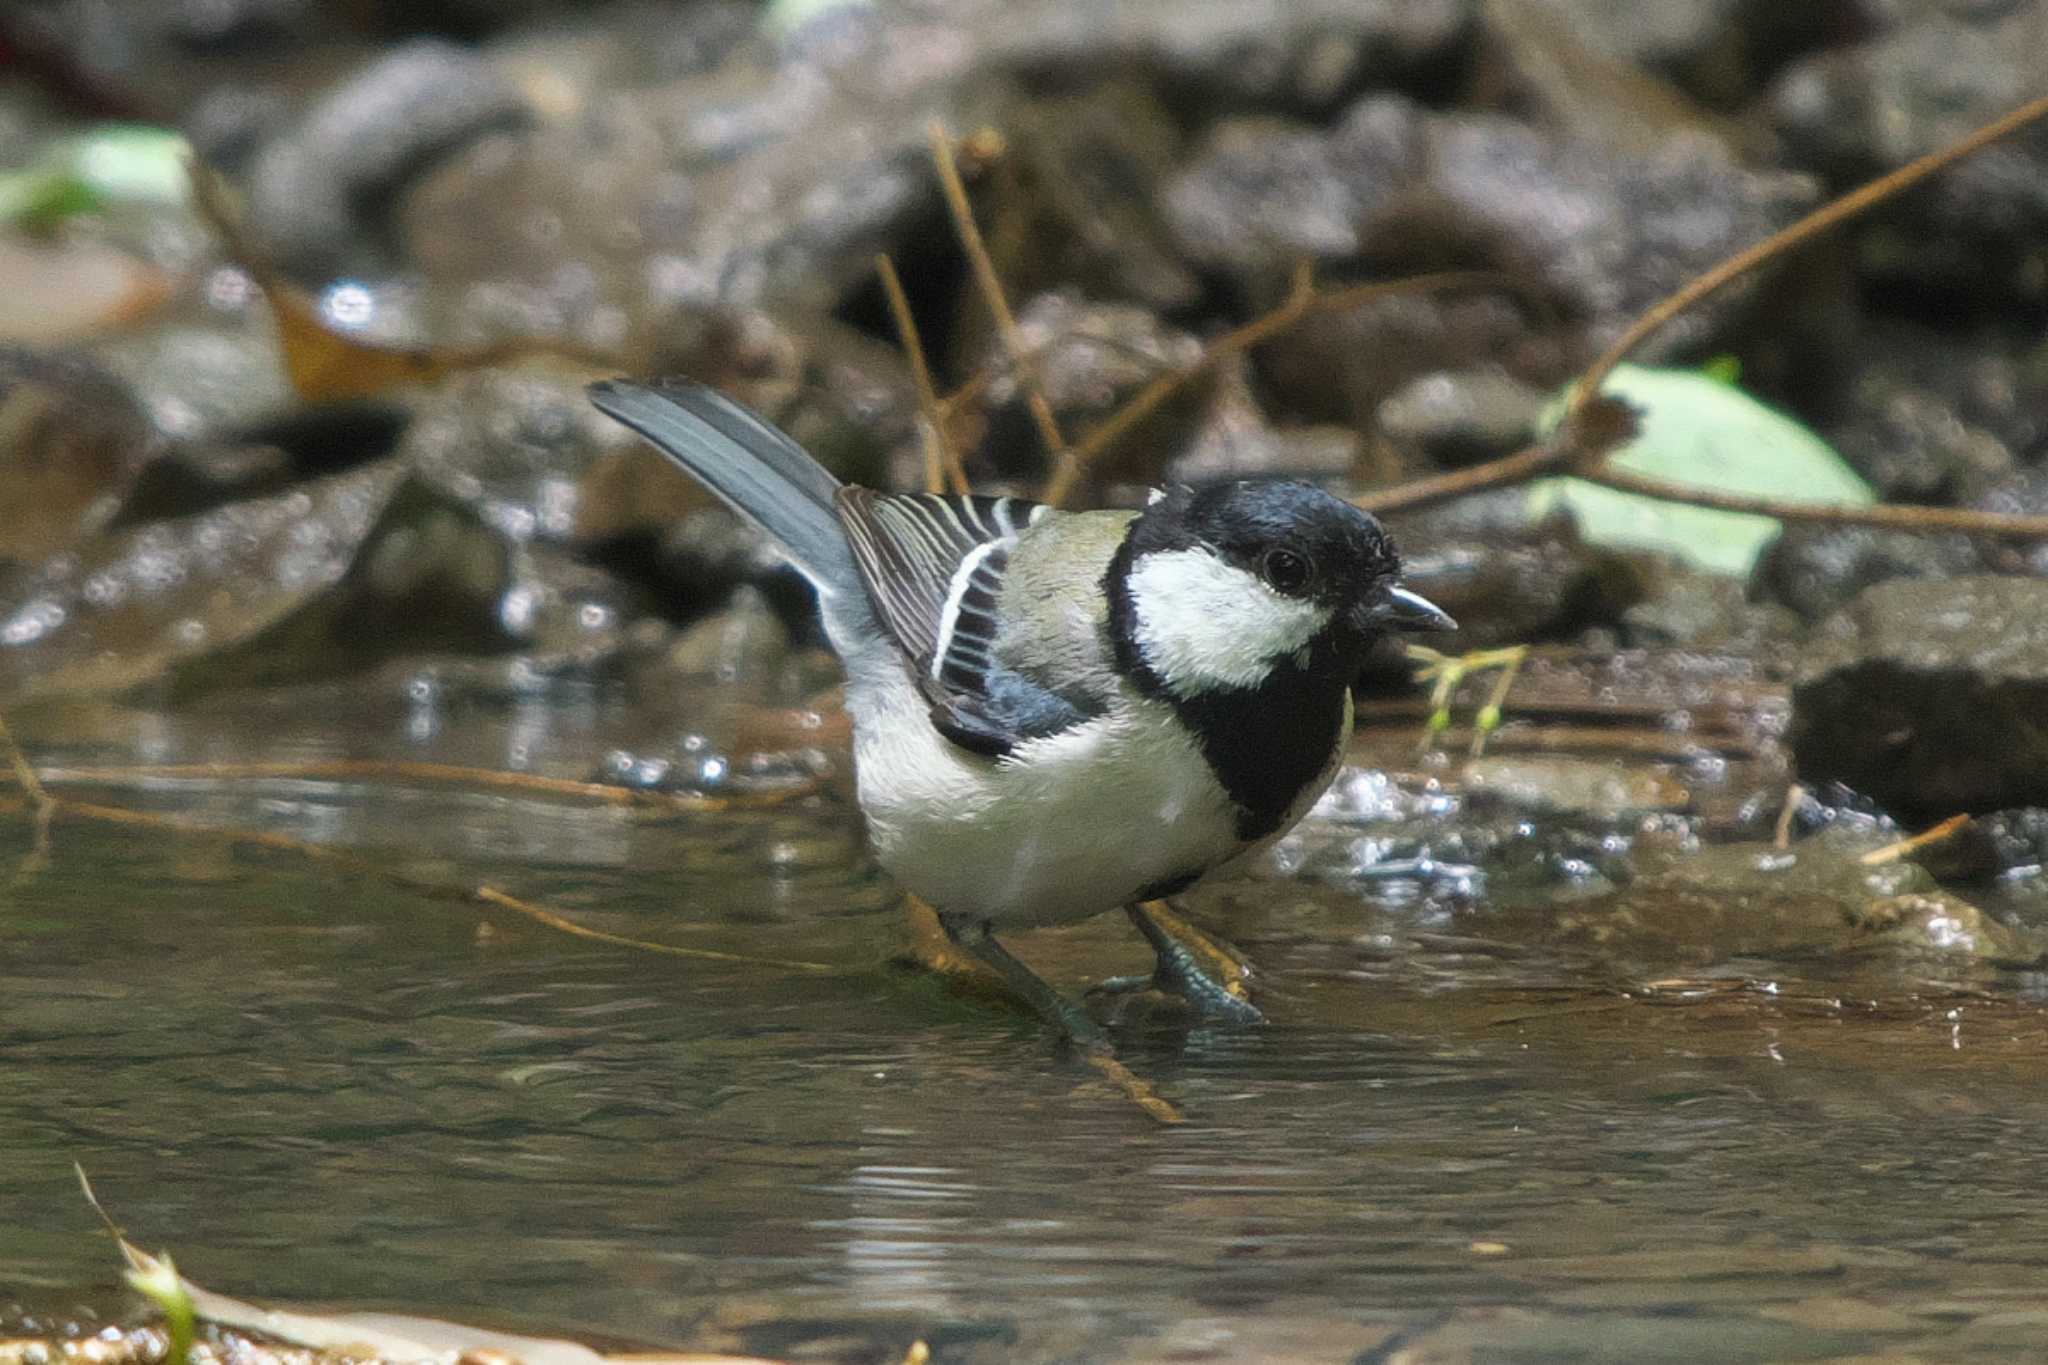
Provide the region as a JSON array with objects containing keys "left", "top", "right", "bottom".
[{"left": 588, "top": 379, "right": 860, "bottom": 597}]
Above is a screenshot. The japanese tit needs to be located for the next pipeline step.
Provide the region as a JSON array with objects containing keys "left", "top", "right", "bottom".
[{"left": 589, "top": 379, "right": 1452, "bottom": 1045}]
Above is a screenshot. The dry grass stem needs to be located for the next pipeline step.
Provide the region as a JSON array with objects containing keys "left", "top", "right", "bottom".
[
  {"left": 0, "top": 709, "right": 54, "bottom": 870},
  {"left": 927, "top": 121, "right": 1079, "bottom": 501},
  {"left": 1082, "top": 1048, "right": 1185, "bottom": 1125},
  {"left": 876, "top": 252, "right": 969, "bottom": 495},
  {"left": 10, "top": 759, "right": 823, "bottom": 810},
  {"left": 2, "top": 764, "right": 837, "bottom": 971},
  {"left": 1859, "top": 814, "right": 1973, "bottom": 865}
]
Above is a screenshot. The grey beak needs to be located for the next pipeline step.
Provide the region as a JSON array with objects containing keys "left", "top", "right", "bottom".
[{"left": 1366, "top": 584, "right": 1457, "bottom": 633}]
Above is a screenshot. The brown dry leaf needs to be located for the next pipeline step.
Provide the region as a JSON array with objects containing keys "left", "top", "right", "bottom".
[{"left": 186, "top": 159, "right": 616, "bottom": 403}]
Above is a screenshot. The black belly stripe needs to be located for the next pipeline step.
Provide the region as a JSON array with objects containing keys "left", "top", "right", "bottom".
[
  {"left": 1168, "top": 667, "right": 1349, "bottom": 840},
  {"left": 1103, "top": 528, "right": 1353, "bottom": 843}
]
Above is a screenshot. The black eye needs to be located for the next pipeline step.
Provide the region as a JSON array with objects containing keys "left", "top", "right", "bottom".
[{"left": 1261, "top": 548, "right": 1312, "bottom": 594}]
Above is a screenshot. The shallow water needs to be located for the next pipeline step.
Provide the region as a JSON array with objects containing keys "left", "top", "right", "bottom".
[{"left": 6, "top": 687, "right": 2048, "bottom": 1363}]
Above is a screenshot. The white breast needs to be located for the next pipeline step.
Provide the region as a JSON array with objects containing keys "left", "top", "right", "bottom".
[{"left": 842, "top": 657, "right": 1246, "bottom": 928}]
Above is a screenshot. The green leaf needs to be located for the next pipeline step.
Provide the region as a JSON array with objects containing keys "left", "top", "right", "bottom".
[
  {"left": 64, "top": 125, "right": 192, "bottom": 205},
  {"left": 1530, "top": 364, "right": 1873, "bottom": 576},
  {"left": 0, "top": 125, "right": 189, "bottom": 228}
]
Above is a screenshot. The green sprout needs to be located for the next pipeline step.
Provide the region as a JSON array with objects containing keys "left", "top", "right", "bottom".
[{"left": 1407, "top": 644, "right": 1530, "bottom": 757}]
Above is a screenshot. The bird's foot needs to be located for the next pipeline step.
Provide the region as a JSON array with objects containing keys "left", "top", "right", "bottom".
[{"left": 1093, "top": 903, "right": 1264, "bottom": 1025}]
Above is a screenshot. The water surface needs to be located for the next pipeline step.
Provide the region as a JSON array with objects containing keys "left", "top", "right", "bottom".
[{"left": 6, "top": 688, "right": 2048, "bottom": 1363}]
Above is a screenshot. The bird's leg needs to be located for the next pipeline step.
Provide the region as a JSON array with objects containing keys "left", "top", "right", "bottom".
[
  {"left": 1137, "top": 901, "right": 1255, "bottom": 994},
  {"left": 1095, "top": 902, "right": 1264, "bottom": 1025},
  {"left": 937, "top": 911, "right": 1109, "bottom": 1051},
  {"left": 897, "top": 894, "right": 1007, "bottom": 984}
]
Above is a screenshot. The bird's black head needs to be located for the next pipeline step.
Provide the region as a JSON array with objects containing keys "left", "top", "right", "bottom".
[{"left": 1107, "top": 480, "right": 1453, "bottom": 699}]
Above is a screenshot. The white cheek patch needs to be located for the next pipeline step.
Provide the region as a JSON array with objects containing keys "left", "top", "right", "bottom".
[{"left": 1127, "top": 547, "right": 1332, "bottom": 697}]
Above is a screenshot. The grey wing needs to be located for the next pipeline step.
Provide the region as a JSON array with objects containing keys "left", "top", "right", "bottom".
[
  {"left": 835, "top": 489, "right": 1094, "bottom": 757},
  {"left": 992, "top": 509, "right": 1137, "bottom": 717}
]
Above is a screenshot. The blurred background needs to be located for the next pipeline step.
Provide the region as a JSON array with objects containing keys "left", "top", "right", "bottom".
[
  {"left": 4, "top": 0, "right": 2048, "bottom": 737},
  {"left": 10, "top": 4, "right": 2048, "bottom": 1363}
]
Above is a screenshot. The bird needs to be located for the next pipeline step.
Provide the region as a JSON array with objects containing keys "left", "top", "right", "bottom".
[{"left": 588, "top": 378, "right": 1453, "bottom": 1049}]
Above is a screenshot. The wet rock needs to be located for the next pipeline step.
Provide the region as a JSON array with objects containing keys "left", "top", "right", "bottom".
[
  {"left": 490, "top": 537, "right": 666, "bottom": 679},
  {"left": 1353, "top": 1304, "right": 1865, "bottom": 1365},
  {"left": 91, "top": 319, "right": 294, "bottom": 445},
  {"left": 1792, "top": 576, "right": 2048, "bottom": 815},
  {"left": 1752, "top": 522, "right": 1985, "bottom": 624},
  {"left": 1480, "top": 0, "right": 1754, "bottom": 156},
  {"left": 1502, "top": 0, "right": 1746, "bottom": 80},
  {"left": 398, "top": 22, "right": 1014, "bottom": 345},
  {"left": 1260, "top": 289, "right": 1560, "bottom": 436},
  {"left": 1417, "top": 114, "right": 1813, "bottom": 353},
  {"left": 1968, "top": 466, "right": 2048, "bottom": 576},
  {"left": 1916, "top": 808, "right": 2048, "bottom": 883},
  {"left": 1541, "top": 828, "right": 2045, "bottom": 968},
  {"left": 1773, "top": 320, "right": 2048, "bottom": 505},
  {"left": 162, "top": 0, "right": 311, "bottom": 50},
  {"left": 118, "top": 400, "right": 413, "bottom": 523},
  {"left": 978, "top": 0, "right": 1474, "bottom": 113},
  {"left": 1376, "top": 366, "right": 1545, "bottom": 467},
  {"left": 1619, "top": 564, "right": 1804, "bottom": 656},
  {"left": 1769, "top": 8, "right": 2048, "bottom": 303},
  {"left": 483, "top": 3, "right": 759, "bottom": 126},
  {"left": 0, "top": 347, "right": 163, "bottom": 568},
  {"left": 1164, "top": 113, "right": 1399, "bottom": 280},
  {"left": 116, "top": 439, "right": 299, "bottom": 524},
  {"left": 0, "top": 458, "right": 408, "bottom": 704},
  {"left": 972, "top": 289, "right": 1204, "bottom": 484},
  {"left": 1166, "top": 93, "right": 1814, "bottom": 370},
  {"left": 1463, "top": 755, "right": 1692, "bottom": 821},
  {"left": 1383, "top": 493, "right": 1645, "bottom": 649},
  {"left": 664, "top": 585, "right": 792, "bottom": 685},
  {"left": 2, "top": 1, "right": 369, "bottom": 123},
  {"left": 1770, "top": 8, "right": 2046, "bottom": 183},
  {"left": 634, "top": 506, "right": 815, "bottom": 634},
  {"left": 401, "top": 367, "right": 696, "bottom": 547},
  {"left": 979, "top": 82, "right": 1199, "bottom": 313},
  {"left": 245, "top": 39, "right": 532, "bottom": 277},
  {"left": 1163, "top": 354, "right": 1363, "bottom": 486},
  {"left": 1853, "top": 889, "right": 2044, "bottom": 963},
  {"left": 1827, "top": 369, "right": 2015, "bottom": 502}
]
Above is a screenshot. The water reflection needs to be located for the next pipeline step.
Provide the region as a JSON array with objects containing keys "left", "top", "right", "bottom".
[{"left": 6, "top": 692, "right": 2048, "bottom": 1362}]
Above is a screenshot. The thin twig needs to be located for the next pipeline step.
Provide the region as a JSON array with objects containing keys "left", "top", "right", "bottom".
[
  {"left": 1082, "top": 1049, "right": 1184, "bottom": 1125},
  {"left": 928, "top": 121, "right": 1078, "bottom": 501},
  {"left": 1859, "top": 813, "right": 1973, "bottom": 865},
  {"left": 0, "top": 709, "right": 53, "bottom": 869},
  {"left": 9, "top": 790, "right": 838, "bottom": 972},
  {"left": 876, "top": 253, "right": 969, "bottom": 495},
  {"left": 473, "top": 886, "right": 835, "bottom": 972},
  {"left": 1570, "top": 88, "right": 2048, "bottom": 418},
  {"left": 1060, "top": 262, "right": 1323, "bottom": 480},
  {"left": 1774, "top": 783, "right": 1805, "bottom": 851},
  {"left": 10, "top": 759, "right": 823, "bottom": 810},
  {"left": 1582, "top": 467, "right": 2048, "bottom": 538},
  {"left": 1355, "top": 438, "right": 1567, "bottom": 515}
]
